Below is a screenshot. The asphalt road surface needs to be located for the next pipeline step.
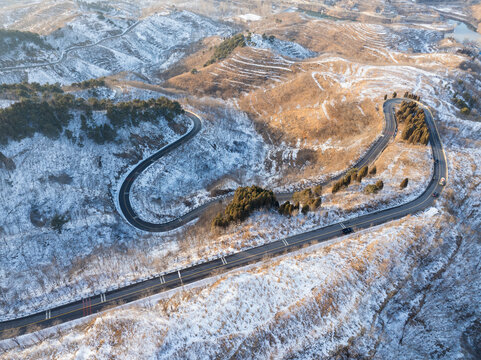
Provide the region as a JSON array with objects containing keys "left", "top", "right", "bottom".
[
  {"left": 0, "top": 98, "right": 447, "bottom": 339},
  {"left": 119, "top": 100, "right": 397, "bottom": 231}
]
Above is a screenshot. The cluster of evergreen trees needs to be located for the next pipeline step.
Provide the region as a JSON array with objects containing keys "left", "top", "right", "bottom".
[
  {"left": 452, "top": 97, "right": 470, "bottom": 115},
  {"left": 0, "top": 95, "right": 74, "bottom": 143},
  {"left": 0, "top": 87, "right": 184, "bottom": 145},
  {"left": 212, "top": 185, "right": 277, "bottom": 228},
  {"left": 204, "top": 33, "right": 246, "bottom": 67},
  {"left": 452, "top": 91, "right": 475, "bottom": 116},
  {"left": 451, "top": 80, "right": 477, "bottom": 116},
  {"left": 403, "top": 92, "right": 421, "bottom": 101},
  {"left": 71, "top": 78, "right": 107, "bottom": 89},
  {"left": 331, "top": 166, "right": 369, "bottom": 193},
  {"left": 105, "top": 97, "right": 183, "bottom": 126},
  {"left": 50, "top": 213, "right": 70, "bottom": 233},
  {"left": 364, "top": 180, "right": 384, "bottom": 194},
  {"left": 396, "top": 101, "right": 430, "bottom": 145},
  {"left": 279, "top": 185, "right": 322, "bottom": 216},
  {"left": 292, "top": 185, "right": 322, "bottom": 210},
  {"left": 0, "top": 82, "right": 63, "bottom": 100}
]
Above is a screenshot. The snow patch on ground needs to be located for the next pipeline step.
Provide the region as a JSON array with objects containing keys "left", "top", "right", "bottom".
[
  {"left": 238, "top": 14, "right": 262, "bottom": 22},
  {"left": 250, "top": 33, "right": 317, "bottom": 60},
  {"left": 0, "top": 99, "right": 15, "bottom": 109},
  {"left": 2, "top": 84, "right": 480, "bottom": 359},
  {"left": 0, "top": 211, "right": 452, "bottom": 359}
]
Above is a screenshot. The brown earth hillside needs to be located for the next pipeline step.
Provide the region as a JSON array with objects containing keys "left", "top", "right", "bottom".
[
  {"left": 165, "top": 46, "right": 299, "bottom": 98},
  {"left": 473, "top": 4, "right": 481, "bottom": 33}
]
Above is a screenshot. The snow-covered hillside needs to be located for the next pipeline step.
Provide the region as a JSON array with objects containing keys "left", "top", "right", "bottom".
[
  {"left": 0, "top": 1, "right": 480, "bottom": 357},
  {"left": 0, "top": 89, "right": 192, "bottom": 318},
  {"left": 1, "top": 78, "right": 479, "bottom": 359},
  {"left": 0, "top": 10, "right": 232, "bottom": 84}
]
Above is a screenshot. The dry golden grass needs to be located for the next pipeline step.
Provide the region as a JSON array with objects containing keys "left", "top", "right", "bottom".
[
  {"left": 164, "top": 13, "right": 417, "bottom": 99},
  {"left": 162, "top": 13, "right": 462, "bottom": 188},
  {"left": 162, "top": 14, "right": 464, "bottom": 189},
  {"left": 1, "top": 1, "right": 77, "bottom": 35},
  {"left": 373, "top": 110, "right": 432, "bottom": 180},
  {"left": 165, "top": 46, "right": 297, "bottom": 98},
  {"left": 159, "top": 35, "right": 223, "bottom": 81},
  {"left": 237, "top": 62, "right": 384, "bottom": 182},
  {"left": 473, "top": 4, "right": 481, "bottom": 23},
  {"left": 240, "top": 72, "right": 381, "bottom": 141},
  {"left": 248, "top": 13, "right": 391, "bottom": 64},
  {"left": 322, "top": 117, "right": 431, "bottom": 213}
]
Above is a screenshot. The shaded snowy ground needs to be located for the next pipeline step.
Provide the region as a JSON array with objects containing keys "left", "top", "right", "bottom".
[{"left": 249, "top": 33, "right": 317, "bottom": 60}]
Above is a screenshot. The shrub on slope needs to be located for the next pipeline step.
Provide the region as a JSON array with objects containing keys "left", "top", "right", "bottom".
[
  {"left": 364, "top": 180, "right": 384, "bottom": 194},
  {"left": 292, "top": 185, "right": 322, "bottom": 211}
]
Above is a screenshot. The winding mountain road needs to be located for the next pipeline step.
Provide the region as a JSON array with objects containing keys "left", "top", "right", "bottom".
[
  {"left": 119, "top": 101, "right": 397, "bottom": 231},
  {"left": 0, "top": 20, "right": 140, "bottom": 72},
  {"left": 0, "top": 98, "right": 447, "bottom": 339}
]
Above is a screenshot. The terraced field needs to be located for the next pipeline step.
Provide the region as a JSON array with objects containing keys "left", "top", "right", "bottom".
[{"left": 167, "top": 46, "right": 300, "bottom": 97}]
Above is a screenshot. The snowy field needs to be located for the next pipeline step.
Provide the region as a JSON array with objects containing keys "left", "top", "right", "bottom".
[
  {"left": 0, "top": 70, "right": 437, "bottom": 321},
  {"left": 0, "top": 42, "right": 462, "bottom": 320},
  {"left": 249, "top": 33, "right": 317, "bottom": 60}
]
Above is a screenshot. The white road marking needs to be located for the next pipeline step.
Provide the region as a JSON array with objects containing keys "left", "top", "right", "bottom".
[
  {"left": 159, "top": 275, "right": 165, "bottom": 284},
  {"left": 221, "top": 257, "right": 227, "bottom": 265},
  {"left": 340, "top": 223, "right": 346, "bottom": 229},
  {"left": 45, "top": 310, "right": 51, "bottom": 320},
  {"left": 100, "top": 293, "right": 106, "bottom": 303},
  {"left": 282, "top": 239, "right": 289, "bottom": 246}
]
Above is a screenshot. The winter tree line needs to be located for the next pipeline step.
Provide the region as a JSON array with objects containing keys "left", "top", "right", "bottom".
[{"left": 0, "top": 82, "right": 184, "bottom": 145}]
